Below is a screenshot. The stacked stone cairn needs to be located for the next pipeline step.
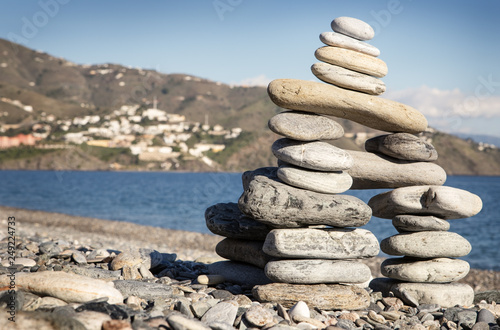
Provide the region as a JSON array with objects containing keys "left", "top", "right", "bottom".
[{"left": 205, "top": 16, "right": 483, "bottom": 309}]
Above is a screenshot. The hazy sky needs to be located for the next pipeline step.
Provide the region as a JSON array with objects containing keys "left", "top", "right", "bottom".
[{"left": 1, "top": 0, "right": 500, "bottom": 137}]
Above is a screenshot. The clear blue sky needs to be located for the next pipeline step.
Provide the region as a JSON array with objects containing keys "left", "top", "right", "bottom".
[{"left": 1, "top": 0, "right": 500, "bottom": 136}]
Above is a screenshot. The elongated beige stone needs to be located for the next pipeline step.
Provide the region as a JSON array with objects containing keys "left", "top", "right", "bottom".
[
  {"left": 216, "top": 238, "right": 272, "bottom": 269},
  {"left": 277, "top": 164, "right": 352, "bottom": 194},
  {"left": 315, "top": 46, "right": 388, "bottom": 77},
  {"left": 263, "top": 228, "right": 380, "bottom": 259},
  {"left": 312, "top": 62, "right": 386, "bottom": 95},
  {"left": 380, "top": 232, "right": 471, "bottom": 258},
  {"left": 267, "top": 79, "right": 428, "bottom": 133},
  {"left": 346, "top": 150, "right": 446, "bottom": 189},
  {"left": 369, "top": 185, "right": 483, "bottom": 219},
  {"left": 381, "top": 257, "right": 470, "bottom": 283},
  {"left": 272, "top": 138, "right": 353, "bottom": 171},
  {"left": 238, "top": 171, "right": 372, "bottom": 228},
  {"left": 265, "top": 259, "right": 371, "bottom": 284},
  {"left": 320, "top": 31, "right": 380, "bottom": 57},
  {"left": 0, "top": 271, "right": 123, "bottom": 304},
  {"left": 392, "top": 215, "right": 450, "bottom": 232},
  {"left": 253, "top": 283, "right": 370, "bottom": 309},
  {"left": 268, "top": 111, "right": 344, "bottom": 141},
  {"left": 365, "top": 133, "right": 438, "bottom": 161}
]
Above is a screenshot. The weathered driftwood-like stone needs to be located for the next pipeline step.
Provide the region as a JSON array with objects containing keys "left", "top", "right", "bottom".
[
  {"left": 268, "top": 111, "right": 344, "bottom": 141},
  {"left": 267, "top": 79, "right": 427, "bottom": 133},
  {"left": 0, "top": 271, "right": 123, "bottom": 304},
  {"left": 263, "top": 228, "right": 379, "bottom": 259},
  {"left": 392, "top": 215, "right": 450, "bottom": 232},
  {"left": 265, "top": 259, "right": 371, "bottom": 284},
  {"left": 380, "top": 232, "right": 471, "bottom": 258},
  {"left": 272, "top": 138, "right": 353, "bottom": 171},
  {"left": 253, "top": 283, "right": 370, "bottom": 309},
  {"left": 216, "top": 238, "right": 272, "bottom": 269},
  {"left": 277, "top": 164, "right": 352, "bottom": 194},
  {"left": 205, "top": 203, "right": 271, "bottom": 240},
  {"left": 242, "top": 167, "right": 278, "bottom": 191},
  {"left": 315, "top": 46, "right": 388, "bottom": 77},
  {"left": 381, "top": 257, "right": 470, "bottom": 283},
  {"left": 365, "top": 133, "right": 438, "bottom": 161},
  {"left": 312, "top": 62, "right": 386, "bottom": 95},
  {"left": 238, "top": 170, "right": 372, "bottom": 228},
  {"left": 369, "top": 185, "right": 483, "bottom": 219},
  {"left": 369, "top": 279, "right": 474, "bottom": 307},
  {"left": 346, "top": 150, "right": 446, "bottom": 189}
]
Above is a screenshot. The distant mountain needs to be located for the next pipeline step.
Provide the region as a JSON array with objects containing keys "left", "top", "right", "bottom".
[
  {"left": 1, "top": 38, "right": 500, "bottom": 175},
  {"left": 453, "top": 133, "right": 500, "bottom": 148}
]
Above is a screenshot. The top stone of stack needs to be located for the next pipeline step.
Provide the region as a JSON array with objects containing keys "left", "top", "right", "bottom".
[{"left": 331, "top": 17, "right": 375, "bottom": 41}]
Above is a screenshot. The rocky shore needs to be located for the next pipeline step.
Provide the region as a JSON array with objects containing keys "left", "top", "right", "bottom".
[{"left": 0, "top": 206, "right": 498, "bottom": 329}]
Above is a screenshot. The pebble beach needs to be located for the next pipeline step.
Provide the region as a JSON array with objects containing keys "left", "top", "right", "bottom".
[{"left": 0, "top": 206, "right": 498, "bottom": 329}]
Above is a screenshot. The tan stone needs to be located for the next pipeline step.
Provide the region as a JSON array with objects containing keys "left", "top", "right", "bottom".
[
  {"left": 267, "top": 79, "right": 427, "bottom": 133},
  {"left": 252, "top": 283, "right": 370, "bottom": 309},
  {"left": 315, "top": 46, "right": 387, "bottom": 77}
]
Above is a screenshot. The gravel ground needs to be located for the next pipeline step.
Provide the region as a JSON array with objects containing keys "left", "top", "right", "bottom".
[{"left": 1, "top": 205, "right": 498, "bottom": 291}]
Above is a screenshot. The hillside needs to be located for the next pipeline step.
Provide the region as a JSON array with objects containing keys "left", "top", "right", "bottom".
[{"left": 1, "top": 38, "right": 500, "bottom": 175}]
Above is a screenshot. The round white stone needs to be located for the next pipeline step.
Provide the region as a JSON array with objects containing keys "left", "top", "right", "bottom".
[
  {"left": 331, "top": 17, "right": 375, "bottom": 40},
  {"left": 312, "top": 62, "right": 386, "bottom": 95},
  {"left": 320, "top": 31, "right": 380, "bottom": 56}
]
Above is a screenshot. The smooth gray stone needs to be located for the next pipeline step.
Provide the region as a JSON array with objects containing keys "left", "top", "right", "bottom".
[
  {"left": 331, "top": 17, "right": 375, "bottom": 41},
  {"left": 113, "top": 280, "right": 173, "bottom": 300},
  {"left": 242, "top": 167, "right": 278, "bottom": 191},
  {"left": 320, "top": 31, "right": 380, "bottom": 57},
  {"left": 205, "top": 202, "right": 271, "bottom": 240},
  {"left": 365, "top": 133, "right": 438, "bottom": 161},
  {"left": 272, "top": 138, "right": 353, "bottom": 171},
  {"left": 265, "top": 259, "right": 371, "bottom": 284},
  {"left": 370, "top": 279, "right": 474, "bottom": 307},
  {"left": 207, "top": 261, "right": 272, "bottom": 286},
  {"left": 477, "top": 308, "right": 495, "bottom": 324},
  {"left": 238, "top": 170, "right": 372, "bottom": 228},
  {"left": 63, "top": 265, "right": 122, "bottom": 280},
  {"left": 381, "top": 232, "right": 472, "bottom": 258},
  {"left": 201, "top": 301, "right": 239, "bottom": 327},
  {"left": 268, "top": 111, "right": 344, "bottom": 141},
  {"left": 346, "top": 150, "right": 446, "bottom": 189},
  {"left": 312, "top": 62, "right": 385, "bottom": 95},
  {"left": 277, "top": 164, "right": 352, "bottom": 194},
  {"left": 215, "top": 238, "right": 272, "bottom": 269},
  {"left": 392, "top": 215, "right": 450, "bottom": 232},
  {"left": 369, "top": 185, "right": 483, "bottom": 219},
  {"left": 381, "top": 257, "right": 470, "bottom": 283},
  {"left": 167, "top": 313, "right": 211, "bottom": 330},
  {"left": 263, "top": 228, "right": 380, "bottom": 259}
]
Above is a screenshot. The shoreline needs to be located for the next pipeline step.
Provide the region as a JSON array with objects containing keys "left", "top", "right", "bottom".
[{"left": 0, "top": 205, "right": 498, "bottom": 291}]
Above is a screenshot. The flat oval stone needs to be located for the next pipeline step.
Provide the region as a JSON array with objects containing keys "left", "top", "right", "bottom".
[
  {"left": 267, "top": 79, "right": 428, "bottom": 134},
  {"left": 207, "top": 261, "right": 271, "bottom": 286},
  {"left": 253, "top": 282, "right": 370, "bottom": 309},
  {"left": 346, "top": 150, "right": 446, "bottom": 189},
  {"left": 312, "top": 62, "right": 386, "bottom": 95},
  {"left": 381, "top": 257, "right": 470, "bottom": 283},
  {"left": 268, "top": 111, "right": 344, "bottom": 141},
  {"left": 272, "top": 138, "right": 353, "bottom": 171},
  {"left": 385, "top": 281, "right": 474, "bottom": 308},
  {"left": 320, "top": 31, "right": 380, "bottom": 56},
  {"left": 380, "top": 232, "right": 471, "bottom": 258},
  {"left": 315, "top": 46, "right": 388, "bottom": 77},
  {"left": 277, "top": 164, "right": 352, "bottom": 194},
  {"left": 369, "top": 185, "right": 483, "bottom": 219},
  {"left": 263, "top": 228, "right": 380, "bottom": 259},
  {"left": 205, "top": 202, "right": 271, "bottom": 240},
  {"left": 265, "top": 259, "right": 371, "bottom": 284},
  {"left": 365, "top": 133, "right": 438, "bottom": 161},
  {"left": 215, "top": 238, "right": 272, "bottom": 269},
  {"left": 331, "top": 17, "right": 375, "bottom": 41},
  {"left": 392, "top": 215, "right": 450, "bottom": 232},
  {"left": 238, "top": 169, "right": 372, "bottom": 228}
]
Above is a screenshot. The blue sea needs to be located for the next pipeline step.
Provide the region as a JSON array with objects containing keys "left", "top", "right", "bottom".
[{"left": 0, "top": 170, "right": 498, "bottom": 271}]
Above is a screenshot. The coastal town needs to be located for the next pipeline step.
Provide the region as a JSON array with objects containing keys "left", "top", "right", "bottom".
[{"left": 0, "top": 97, "right": 243, "bottom": 169}]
